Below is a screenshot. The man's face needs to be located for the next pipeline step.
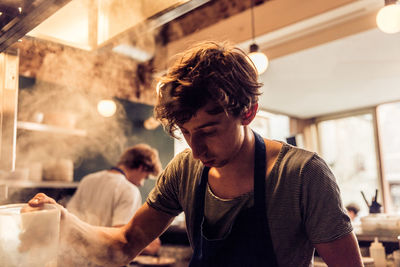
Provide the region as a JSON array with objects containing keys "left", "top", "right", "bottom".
[{"left": 179, "top": 103, "right": 245, "bottom": 168}]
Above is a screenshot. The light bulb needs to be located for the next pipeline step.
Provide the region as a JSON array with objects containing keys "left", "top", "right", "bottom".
[
  {"left": 248, "top": 51, "right": 269, "bottom": 75},
  {"left": 97, "top": 99, "right": 116, "bottom": 117},
  {"left": 376, "top": 4, "right": 400, "bottom": 34}
]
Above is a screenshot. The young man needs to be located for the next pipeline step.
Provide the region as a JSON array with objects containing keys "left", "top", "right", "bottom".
[
  {"left": 62, "top": 144, "right": 162, "bottom": 265},
  {"left": 67, "top": 144, "right": 161, "bottom": 228},
  {"left": 28, "top": 41, "right": 363, "bottom": 266}
]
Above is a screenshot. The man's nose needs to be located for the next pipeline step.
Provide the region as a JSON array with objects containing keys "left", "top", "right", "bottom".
[{"left": 190, "top": 136, "right": 206, "bottom": 159}]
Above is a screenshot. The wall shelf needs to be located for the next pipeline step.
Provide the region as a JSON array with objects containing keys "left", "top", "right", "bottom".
[
  {"left": 1, "top": 179, "right": 78, "bottom": 189},
  {"left": 17, "top": 121, "right": 87, "bottom": 136}
]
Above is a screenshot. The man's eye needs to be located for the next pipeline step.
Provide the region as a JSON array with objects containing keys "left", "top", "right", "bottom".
[{"left": 201, "top": 130, "right": 216, "bottom": 136}]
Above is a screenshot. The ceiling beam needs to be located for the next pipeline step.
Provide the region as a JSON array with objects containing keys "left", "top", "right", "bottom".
[
  {"left": 265, "top": 9, "right": 379, "bottom": 60},
  {"left": 163, "top": 0, "right": 368, "bottom": 62}
]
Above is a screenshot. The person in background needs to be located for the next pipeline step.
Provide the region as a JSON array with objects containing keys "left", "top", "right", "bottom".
[
  {"left": 27, "top": 41, "right": 363, "bottom": 266},
  {"left": 346, "top": 203, "right": 361, "bottom": 222},
  {"left": 67, "top": 144, "right": 162, "bottom": 255}
]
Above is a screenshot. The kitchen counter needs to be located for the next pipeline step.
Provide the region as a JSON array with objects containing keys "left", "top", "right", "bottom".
[
  {"left": 355, "top": 227, "right": 400, "bottom": 255},
  {"left": 354, "top": 223, "right": 400, "bottom": 243},
  {"left": 129, "top": 245, "right": 192, "bottom": 267}
]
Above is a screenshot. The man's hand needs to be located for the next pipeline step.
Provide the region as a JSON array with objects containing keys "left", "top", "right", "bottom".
[
  {"left": 19, "top": 193, "right": 62, "bottom": 253},
  {"left": 28, "top": 193, "right": 58, "bottom": 207}
]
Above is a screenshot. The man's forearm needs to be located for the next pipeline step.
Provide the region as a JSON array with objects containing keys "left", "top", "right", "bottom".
[{"left": 61, "top": 209, "right": 138, "bottom": 266}]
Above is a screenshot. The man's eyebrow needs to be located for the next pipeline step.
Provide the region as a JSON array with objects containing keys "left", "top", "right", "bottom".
[
  {"left": 194, "top": 121, "right": 220, "bottom": 130},
  {"left": 180, "top": 120, "right": 220, "bottom": 132}
]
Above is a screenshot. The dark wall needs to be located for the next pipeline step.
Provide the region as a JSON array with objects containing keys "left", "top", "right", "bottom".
[{"left": 73, "top": 99, "right": 174, "bottom": 200}]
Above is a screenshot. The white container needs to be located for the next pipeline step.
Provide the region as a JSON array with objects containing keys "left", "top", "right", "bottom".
[
  {"left": 4, "top": 168, "right": 29, "bottom": 181},
  {"left": 43, "top": 159, "right": 73, "bottom": 182},
  {"left": 0, "top": 184, "right": 7, "bottom": 201},
  {"left": 369, "top": 237, "right": 386, "bottom": 267},
  {"left": 0, "top": 203, "right": 60, "bottom": 267}
]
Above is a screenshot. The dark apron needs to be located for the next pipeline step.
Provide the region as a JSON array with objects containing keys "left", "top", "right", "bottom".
[{"left": 189, "top": 132, "right": 278, "bottom": 267}]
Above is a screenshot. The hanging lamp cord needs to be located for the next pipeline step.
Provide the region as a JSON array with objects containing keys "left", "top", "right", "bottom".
[{"left": 251, "top": 0, "right": 256, "bottom": 42}]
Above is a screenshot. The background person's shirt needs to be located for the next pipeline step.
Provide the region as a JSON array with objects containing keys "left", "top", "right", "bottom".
[{"left": 67, "top": 170, "right": 142, "bottom": 227}]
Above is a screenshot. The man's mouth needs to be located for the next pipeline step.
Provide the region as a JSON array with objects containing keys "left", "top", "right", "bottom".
[{"left": 202, "top": 160, "right": 214, "bottom": 166}]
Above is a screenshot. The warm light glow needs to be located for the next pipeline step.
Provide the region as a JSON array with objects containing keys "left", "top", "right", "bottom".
[
  {"left": 97, "top": 99, "right": 116, "bottom": 117},
  {"left": 376, "top": 4, "right": 400, "bottom": 34},
  {"left": 156, "top": 81, "right": 163, "bottom": 96},
  {"left": 248, "top": 52, "right": 269, "bottom": 75},
  {"left": 143, "top": 116, "right": 161, "bottom": 130}
]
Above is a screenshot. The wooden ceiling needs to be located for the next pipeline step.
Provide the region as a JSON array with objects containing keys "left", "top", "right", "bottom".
[
  {"left": 3, "top": 0, "right": 379, "bottom": 66},
  {"left": 159, "top": 0, "right": 378, "bottom": 62},
  {"left": 7, "top": 0, "right": 383, "bottom": 107}
]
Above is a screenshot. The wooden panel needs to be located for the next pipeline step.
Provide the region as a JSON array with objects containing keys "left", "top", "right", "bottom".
[
  {"left": 164, "top": 0, "right": 359, "bottom": 61},
  {"left": 264, "top": 10, "right": 379, "bottom": 60}
]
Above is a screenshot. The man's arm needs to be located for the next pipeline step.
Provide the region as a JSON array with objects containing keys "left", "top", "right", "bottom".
[
  {"left": 140, "top": 238, "right": 161, "bottom": 255},
  {"left": 121, "top": 203, "right": 174, "bottom": 258},
  {"left": 112, "top": 224, "right": 161, "bottom": 256},
  {"left": 314, "top": 232, "right": 363, "bottom": 267},
  {"left": 28, "top": 193, "right": 174, "bottom": 266}
]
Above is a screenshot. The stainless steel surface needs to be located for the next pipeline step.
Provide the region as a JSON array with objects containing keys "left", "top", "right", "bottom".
[
  {"left": 0, "top": 0, "right": 72, "bottom": 52},
  {"left": 0, "top": 49, "right": 18, "bottom": 171}
]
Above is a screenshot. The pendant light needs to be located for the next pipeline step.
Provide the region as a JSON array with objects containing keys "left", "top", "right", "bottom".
[
  {"left": 247, "top": 0, "right": 268, "bottom": 75},
  {"left": 376, "top": 0, "right": 400, "bottom": 34},
  {"left": 97, "top": 99, "right": 117, "bottom": 117}
]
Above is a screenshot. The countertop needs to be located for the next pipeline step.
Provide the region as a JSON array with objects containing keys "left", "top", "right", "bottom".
[{"left": 129, "top": 245, "right": 192, "bottom": 267}]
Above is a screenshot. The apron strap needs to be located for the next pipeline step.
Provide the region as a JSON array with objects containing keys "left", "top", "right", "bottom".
[{"left": 110, "top": 166, "right": 127, "bottom": 177}]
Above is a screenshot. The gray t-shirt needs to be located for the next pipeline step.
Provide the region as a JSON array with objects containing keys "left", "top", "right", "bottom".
[{"left": 147, "top": 142, "right": 352, "bottom": 266}]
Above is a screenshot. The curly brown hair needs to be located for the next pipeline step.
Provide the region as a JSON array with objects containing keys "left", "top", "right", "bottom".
[
  {"left": 117, "top": 144, "right": 162, "bottom": 176},
  {"left": 154, "top": 41, "right": 262, "bottom": 138}
]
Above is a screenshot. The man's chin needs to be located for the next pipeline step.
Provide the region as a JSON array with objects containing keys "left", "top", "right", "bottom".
[{"left": 202, "top": 160, "right": 227, "bottom": 168}]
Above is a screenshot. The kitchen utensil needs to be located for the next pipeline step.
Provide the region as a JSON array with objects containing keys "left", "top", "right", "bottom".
[
  {"left": 0, "top": 203, "right": 60, "bottom": 267},
  {"left": 361, "top": 190, "right": 382, "bottom": 214}
]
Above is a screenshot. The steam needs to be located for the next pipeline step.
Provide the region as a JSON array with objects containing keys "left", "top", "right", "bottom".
[
  {"left": 15, "top": 30, "right": 161, "bottom": 175},
  {"left": 0, "top": 204, "right": 59, "bottom": 267},
  {"left": 17, "top": 78, "right": 130, "bottom": 173},
  {"left": 57, "top": 210, "right": 133, "bottom": 267},
  {"left": 0, "top": 0, "right": 167, "bottom": 265}
]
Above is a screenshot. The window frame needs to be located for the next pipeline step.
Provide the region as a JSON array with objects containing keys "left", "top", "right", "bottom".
[{"left": 314, "top": 107, "right": 386, "bottom": 212}]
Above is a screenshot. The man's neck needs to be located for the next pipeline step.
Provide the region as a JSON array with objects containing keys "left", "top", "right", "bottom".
[
  {"left": 208, "top": 127, "right": 256, "bottom": 198},
  {"left": 217, "top": 126, "right": 255, "bottom": 177}
]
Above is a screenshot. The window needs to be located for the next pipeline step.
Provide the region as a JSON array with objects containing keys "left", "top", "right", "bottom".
[
  {"left": 250, "top": 110, "right": 290, "bottom": 142},
  {"left": 377, "top": 102, "right": 400, "bottom": 212},
  {"left": 317, "top": 112, "right": 381, "bottom": 216}
]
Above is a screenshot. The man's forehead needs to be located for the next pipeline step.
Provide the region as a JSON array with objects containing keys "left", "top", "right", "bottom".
[{"left": 179, "top": 105, "right": 227, "bottom": 130}]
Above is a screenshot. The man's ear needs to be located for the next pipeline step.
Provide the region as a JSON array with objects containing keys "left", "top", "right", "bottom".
[{"left": 241, "top": 103, "right": 258, "bottom": 125}]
